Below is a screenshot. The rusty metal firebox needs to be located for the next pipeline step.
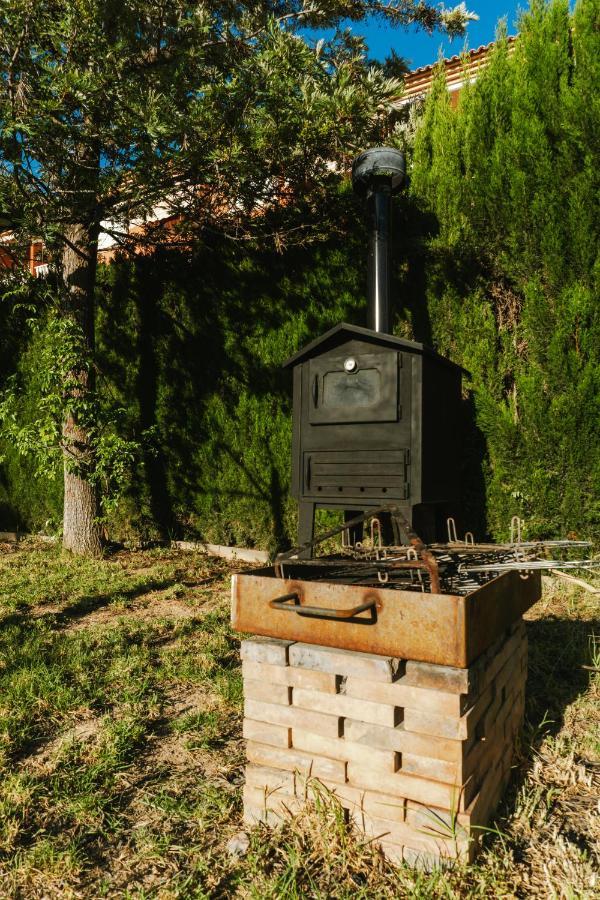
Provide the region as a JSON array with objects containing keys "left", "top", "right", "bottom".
[
  {"left": 231, "top": 504, "right": 544, "bottom": 667},
  {"left": 231, "top": 567, "right": 540, "bottom": 668}
]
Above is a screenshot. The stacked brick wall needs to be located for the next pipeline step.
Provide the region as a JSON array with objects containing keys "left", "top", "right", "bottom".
[{"left": 241, "top": 622, "right": 527, "bottom": 867}]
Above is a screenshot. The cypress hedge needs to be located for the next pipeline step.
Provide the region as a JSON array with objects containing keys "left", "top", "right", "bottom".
[
  {"left": 1, "top": 0, "right": 598, "bottom": 546},
  {"left": 409, "top": 0, "right": 600, "bottom": 541}
]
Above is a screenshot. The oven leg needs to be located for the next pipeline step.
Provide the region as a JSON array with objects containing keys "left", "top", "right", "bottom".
[
  {"left": 297, "top": 502, "right": 315, "bottom": 559},
  {"left": 389, "top": 506, "right": 413, "bottom": 545},
  {"left": 344, "top": 510, "right": 364, "bottom": 547}
]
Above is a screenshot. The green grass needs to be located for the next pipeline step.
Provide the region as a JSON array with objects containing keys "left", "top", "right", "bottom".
[{"left": 0, "top": 541, "right": 598, "bottom": 898}]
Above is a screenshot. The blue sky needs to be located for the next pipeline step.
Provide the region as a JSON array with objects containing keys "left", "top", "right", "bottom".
[{"left": 312, "top": 2, "right": 525, "bottom": 69}]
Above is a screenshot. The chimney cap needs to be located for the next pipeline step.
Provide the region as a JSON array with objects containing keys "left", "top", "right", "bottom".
[{"left": 352, "top": 147, "right": 406, "bottom": 195}]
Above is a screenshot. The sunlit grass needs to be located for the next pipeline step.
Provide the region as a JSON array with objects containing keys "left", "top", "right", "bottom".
[{"left": 0, "top": 540, "right": 597, "bottom": 898}]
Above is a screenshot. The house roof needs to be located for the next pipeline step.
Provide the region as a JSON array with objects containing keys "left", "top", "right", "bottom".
[
  {"left": 283, "top": 323, "right": 468, "bottom": 374},
  {"left": 396, "top": 37, "right": 517, "bottom": 106}
]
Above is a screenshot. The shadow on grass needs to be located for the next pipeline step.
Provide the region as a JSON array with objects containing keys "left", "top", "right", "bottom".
[
  {"left": 0, "top": 577, "right": 181, "bottom": 633},
  {"left": 524, "top": 614, "right": 599, "bottom": 745},
  {"left": 481, "top": 612, "right": 599, "bottom": 860}
]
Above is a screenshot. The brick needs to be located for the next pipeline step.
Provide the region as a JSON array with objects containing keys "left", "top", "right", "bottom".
[
  {"left": 476, "top": 629, "right": 524, "bottom": 694},
  {"left": 403, "top": 752, "right": 507, "bottom": 833},
  {"left": 347, "top": 762, "right": 474, "bottom": 811},
  {"left": 289, "top": 668, "right": 341, "bottom": 693},
  {"left": 245, "top": 764, "right": 296, "bottom": 795},
  {"left": 243, "top": 803, "right": 285, "bottom": 827},
  {"left": 240, "top": 623, "right": 527, "bottom": 868},
  {"left": 503, "top": 700, "right": 525, "bottom": 743},
  {"left": 462, "top": 760, "right": 505, "bottom": 827},
  {"left": 243, "top": 784, "right": 304, "bottom": 816},
  {"left": 301, "top": 780, "right": 409, "bottom": 824},
  {"left": 289, "top": 643, "right": 401, "bottom": 682},
  {"left": 343, "top": 719, "right": 463, "bottom": 762},
  {"left": 358, "top": 790, "right": 407, "bottom": 823},
  {"left": 481, "top": 772, "right": 507, "bottom": 825},
  {"left": 403, "top": 709, "right": 464, "bottom": 741},
  {"left": 242, "top": 660, "right": 340, "bottom": 693},
  {"left": 478, "top": 658, "right": 526, "bottom": 740},
  {"left": 377, "top": 841, "right": 405, "bottom": 866},
  {"left": 401, "top": 753, "right": 460, "bottom": 785},
  {"left": 301, "top": 780, "right": 364, "bottom": 807},
  {"left": 405, "top": 802, "right": 457, "bottom": 831},
  {"left": 291, "top": 729, "right": 399, "bottom": 773},
  {"left": 244, "top": 679, "right": 292, "bottom": 706},
  {"left": 293, "top": 688, "right": 400, "bottom": 728},
  {"left": 242, "top": 661, "right": 290, "bottom": 686},
  {"left": 342, "top": 677, "right": 466, "bottom": 717},
  {"left": 246, "top": 740, "right": 347, "bottom": 783},
  {"left": 241, "top": 637, "right": 293, "bottom": 666},
  {"left": 496, "top": 692, "right": 517, "bottom": 737},
  {"left": 471, "top": 739, "right": 509, "bottom": 791},
  {"left": 360, "top": 792, "right": 408, "bottom": 824},
  {"left": 496, "top": 651, "right": 525, "bottom": 692},
  {"left": 404, "top": 683, "right": 494, "bottom": 741},
  {"left": 452, "top": 627, "right": 522, "bottom": 701},
  {"left": 244, "top": 698, "right": 342, "bottom": 738},
  {"left": 402, "top": 845, "right": 451, "bottom": 871},
  {"left": 243, "top": 718, "right": 291, "bottom": 749},
  {"left": 350, "top": 810, "right": 466, "bottom": 858},
  {"left": 476, "top": 692, "right": 503, "bottom": 742},
  {"left": 402, "top": 660, "right": 470, "bottom": 694},
  {"left": 462, "top": 733, "right": 500, "bottom": 784}
]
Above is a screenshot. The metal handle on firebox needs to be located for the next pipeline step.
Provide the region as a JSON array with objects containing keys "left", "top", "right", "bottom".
[{"left": 268, "top": 591, "right": 378, "bottom": 620}]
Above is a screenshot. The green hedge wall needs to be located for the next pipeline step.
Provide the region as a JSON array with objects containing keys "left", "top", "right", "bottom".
[
  {"left": 0, "top": 223, "right": 373, "bottom": 548},
  {"left": 1, "top": 0, "right": 598, "bottom": 547},
  {"left": 409, "top": 0, "right": 600, "bottom": 541},
  {"left": 96, "top": 233, "right": 374, "bottom": 550}
]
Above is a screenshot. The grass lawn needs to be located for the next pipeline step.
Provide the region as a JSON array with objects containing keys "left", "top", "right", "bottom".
[{"left": 0, "top": 540, "right": 598, "bottom": 898}]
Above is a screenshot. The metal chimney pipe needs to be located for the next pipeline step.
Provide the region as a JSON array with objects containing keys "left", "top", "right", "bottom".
[{"left": 352, "top": 147, "right": 406, "bottom": 334}]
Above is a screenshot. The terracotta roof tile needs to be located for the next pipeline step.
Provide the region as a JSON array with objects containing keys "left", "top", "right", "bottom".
[{"left": 398, "top": 36, "right": 517, "bottom": 103}]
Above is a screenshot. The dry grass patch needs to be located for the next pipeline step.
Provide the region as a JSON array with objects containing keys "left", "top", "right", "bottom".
[{"left": 0, "top": 542, "right": 597, "bottom": 898}]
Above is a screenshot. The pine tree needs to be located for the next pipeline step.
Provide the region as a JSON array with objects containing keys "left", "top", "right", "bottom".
[{"left": 0, "top": 0, "right": 474, "bottom": 555}]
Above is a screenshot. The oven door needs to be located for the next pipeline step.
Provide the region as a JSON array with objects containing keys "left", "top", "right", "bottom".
[{"left": 308, "top": 351, "right": 399, "bottom": 424}]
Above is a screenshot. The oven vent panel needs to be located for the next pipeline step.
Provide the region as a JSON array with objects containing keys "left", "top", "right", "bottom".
[{"left": 303, "top": 449, "right": 409, "bottom": 499}]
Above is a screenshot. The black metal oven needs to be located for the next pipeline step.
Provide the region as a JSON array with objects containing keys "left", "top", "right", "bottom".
[{"left": 283, "top": 148, "right": 466, "bottom": 551}]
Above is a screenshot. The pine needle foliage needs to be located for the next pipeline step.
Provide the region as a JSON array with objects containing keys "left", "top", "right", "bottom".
[{"left": 410, "top": 0, "right": 600, "bottom": 541}]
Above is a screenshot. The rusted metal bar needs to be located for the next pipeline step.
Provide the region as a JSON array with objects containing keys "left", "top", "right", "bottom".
[
  {"left": 386, "top": 506, "right": 442, "bottom": 594},
  {"left": 429, "top": 540, "right": 591, "bottom": 552},
  {"left": 462, "top": 558, "right": 600, "bottom": 573},
  {"left": 276, "top": 505, "right": 395, "bottom": 564},
  {"left": 387, "top": 505, "right": 424, "bottom": 550},
  {"left": 269, "top": 592, "right": 378, "bottom": 621}
]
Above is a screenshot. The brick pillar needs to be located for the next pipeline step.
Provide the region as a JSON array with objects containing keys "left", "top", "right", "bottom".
[{"left": 240, "top": 621, "right": 527, "bottom": 868}]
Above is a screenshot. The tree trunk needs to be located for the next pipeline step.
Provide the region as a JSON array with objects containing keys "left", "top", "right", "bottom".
[
  {"left": 63, "top": 458, "right": 102, "bottom": 555},
  {"left": 61, "top": 221, "right": 102, "bottom": 557}
]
